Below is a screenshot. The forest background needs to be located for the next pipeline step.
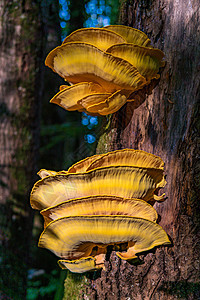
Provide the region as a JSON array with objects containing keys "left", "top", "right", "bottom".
[
  {"left": 0, "top": 0, "right": 120, "bottom": 299},
  {"left": 0, "top": 0, "right": 199, "bottom": 299}
]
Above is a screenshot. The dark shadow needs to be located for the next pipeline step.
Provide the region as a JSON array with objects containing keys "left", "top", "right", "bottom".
[
  {"left": 111, "top": 77, "right": 161, "bottom": 131},
  {"left": 85, "top": 269, "right": 102, "bottom": 280},
  {"left": 0, "top": 102, "right": 13, "bottom": 118},
  {"left": 126, "top": 256, "right": 144, "bottom": 266},
  {"left": 158, "top": 281, "right": 200, "bottom": 299},
  {"left": 127, "top": 241, "right": 174, "bottom": 263},
  {"left": 105, "top": 245, "right": 114, "bottom": 261}
]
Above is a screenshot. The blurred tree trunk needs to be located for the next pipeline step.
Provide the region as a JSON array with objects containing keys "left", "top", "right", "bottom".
[
  {"left": 68, "top": 0, "right": 87, "bottom": 34},
  {"left": 0, "top": 1, "right": 43, "bottom": 298},
  {"left": 86, "top": 0, "right": 200, "bottom": 299}
]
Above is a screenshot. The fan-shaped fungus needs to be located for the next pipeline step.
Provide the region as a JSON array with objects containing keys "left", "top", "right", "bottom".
[
  {"left": 79, "top": 90, "right": 129, "bottom": 115},
  {"left": 58, "top": 256, "right": 105, "bottom": 273},
  {"left": 86, "top": 148, "right": 164, "bottom": 171},
  {"left": 38, "top": 216, "right": 170, "bottom": 260},
  {"left": 45, "top": 26, "right": 164, "bottom": 115},
  {"left": 105, "top": 25, "right": 151, "bottom": 46},
  {"left": 67, "top": 153, "right": 102, "bottom": 173},
  {"left": 50, "top": 82, "right": 105, "bottom": 111},
  {"left": 31, "top": 165, "right": 166, "bottom": 210},
  {"left": 62, "top": 28, "right": 126, "bottom": 51},
  {"left": 40, "top": 195, "right": 158, "bottom": 228},
  {"left": 45, "top": 42, "right": 146, "bottom": 92},
  {"left": 106, "top": 44, "right": 165, "bottom": 81},
  {"left": 30, "top": 149, "right": 170, "bottom": 273}
]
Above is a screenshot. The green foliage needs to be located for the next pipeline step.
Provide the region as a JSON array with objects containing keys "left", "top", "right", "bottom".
[
  {"left": 106, "top": 0, "right": 120, "bottom": 24},
  {"left": 40, "top": 122, "right": 86, "bottom": 152},
  {"left": 0, "top": 243, "right": 28, "bottom": 300},
  {"left": 27, "top": 269, "right": 66, "bottom": 300}
]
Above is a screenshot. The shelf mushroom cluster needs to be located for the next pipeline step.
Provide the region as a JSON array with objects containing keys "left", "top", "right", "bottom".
[
  {"left": 45, "top": 25, "right": 165, "bottom": 115},
  {"left": 30, "top": 149, "right": 170, "bottom": 273}
]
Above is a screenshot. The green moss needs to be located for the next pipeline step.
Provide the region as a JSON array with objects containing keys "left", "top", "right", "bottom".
[
  {"left": 63, "top": 272, "right": 89, "bottom": 300},
  {"left": 96, "top": 115, "right": 114, "bottom": 154}
]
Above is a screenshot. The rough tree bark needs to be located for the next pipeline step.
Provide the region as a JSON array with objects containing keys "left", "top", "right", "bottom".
[
  {"left": 86, "top": 0, "right": 200, "bottom": 299},
  {"left": 0, "top": 1, "right": 43, "bottom": 298}
]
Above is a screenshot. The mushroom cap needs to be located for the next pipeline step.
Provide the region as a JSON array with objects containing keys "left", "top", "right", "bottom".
[
  {"left": 58, "top": 255, "right": 105, "bottom": 273},
  {"left": 37, "top": 169, "right": 67, "bottom": 179},
  {"left": 106, "top": 44, "right": 165, "bottom": 80},
  {"left": 62, "top": 28, "right": 126, "bottom": 51},
  {"left": 38, "top": 215, "right": 171, "bottom": 260},
  {"left": 37, "top": 169, "right": 58, "bottom": 179},
  {"left": 79, "top": 90, "right": 129, "bottom": 115},
  {"left": 50, "top": 82, "right": 105, "bottom": 111},
  {"left": 67, "top": 153, "right": 102, "bottom": 173},
  {"left": 45, "top": 26, "right": 165, "bottom": 115},
  {"left": 78, "top": 92, "right": 112, "bottom": 111},
  {"left": 45, "top": 42, "right": 146, "bottom": 93},
  {"left": 30, "top": 166, "right": 166, "bottom": 210},
  {"left": 105, "top": 25, "right": 151, "bottom": 46},
  {"left": 40, "top": 195, "right": 158, "bottom": 227},
  {"left": 86, "top": 149, "right": 164, "bottom": 171},
  {"left": 45, "top": 26, "right": 166, "bottom": 115}
]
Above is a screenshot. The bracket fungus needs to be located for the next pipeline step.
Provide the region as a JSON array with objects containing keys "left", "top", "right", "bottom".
[
  {"left": 38, "top": 216, "right": 170, "bottom": 261},
  {"left": 30, "top": 166, "right": 166, "bottom": 210},
  {"left": 30, "top": 149, "right": 170, "bottom": 273},
  {"left": 85, "top": 148, "right": 164, "bottom": 171},
  {"left": 58, "top": 256, "right": 105, "bottom": 273},
  {"left": 45, "top": 26, "right": 164, "bottom": 115},
  {"left": 40, "top": 195, "right": 158, "bottom": 228},
  {"left": 31, "top": 149, "right": 166, "bottom": 210},
  {"left": 67, "top": 153, "right": 102, "bottom": 173}
]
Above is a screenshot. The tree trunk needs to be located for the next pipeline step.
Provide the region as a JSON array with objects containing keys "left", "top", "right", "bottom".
[
  {"left": 86, "top": 0, "right": 200, "bottom": 299},
  {"left": 0, "top": 1, "right": 43, "bottom": 298}
]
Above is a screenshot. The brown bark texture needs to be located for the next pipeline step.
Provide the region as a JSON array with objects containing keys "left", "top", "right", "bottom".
[
  {"left": 0, "top": 1, "right": 43, "bottom": 298},
  {"left": 86, "top": 0, "right": 200, "bottom": 299}
]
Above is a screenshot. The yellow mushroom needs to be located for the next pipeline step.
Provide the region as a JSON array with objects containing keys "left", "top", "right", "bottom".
[
  {"left": 50, "top": 82, "right": 105, "bottom": 111},
  {"left": 45, "top": 26, "right": 166, "bottom": 115},
  {"left": 58, "top": 255, "right": 105, "bottom": 273},
  {"left": 106, "top": 44, "right": 164, "bottom": 80},
  {"left": 37, "top": 169, "right": 58, "bottom": 179},
  {"left": 45, "top": 25, "right": 165, "bottom": 115},
  {"left": 45, "top": 42, "right": 146, "bottom": 93},
  {"left": 105, "top": 25, "right": 151, "bottom": 46},
  {"left": 62, "top": 28, "right": 126, "bottom": 51},
  {"left": 83, "top": 90, "right": 130, "bottom": 115},
  {"left": 30, "top": 165, "right": 166, "bottom": 210},
  {"left": 79, "top": 93, "right": 112, "bottom": 112},
  {"left": 38, "top": 215, "right": 171, "bottom": 260},
  {"left": 50, "top": 85, "right": 131, "bottom": 115},
  {"left": 86, "top": 149, "right": 164, "bottom": 171},
  {"left": 37, "top": 169, "right": 67, "bottom": 179},
  {"left": 67, "top": 153, "right": 102, "bottom": 173},
  {"left": 40, "top": 195, "right": 158, "bottom": 228}
]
